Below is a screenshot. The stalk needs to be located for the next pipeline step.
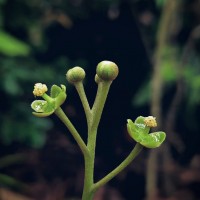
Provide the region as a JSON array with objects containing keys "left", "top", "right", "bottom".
[
  {"left": 81, "top": 81, "right": 112, "bottom": 199},
  {"left": 54, "top": 107, "right": 89, "bottom": 156},
  {"left": 92, "top": 143, "right": 143, "bottom": 192}
]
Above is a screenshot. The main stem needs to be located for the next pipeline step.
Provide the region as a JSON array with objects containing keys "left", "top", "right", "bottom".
[
  {"left": 82, "top": 81, "right": 112, "bottom": 200},
  {"left": 82, "top": 128, "right": 97, "bottom": 200}
]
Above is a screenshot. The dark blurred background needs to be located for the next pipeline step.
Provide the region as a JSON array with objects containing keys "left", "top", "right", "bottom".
[{"left": 1, "top": 0, "right": 200, "bottom": 199}]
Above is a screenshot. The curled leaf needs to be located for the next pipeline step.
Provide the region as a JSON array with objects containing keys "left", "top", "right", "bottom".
[
  {"left": 140, "top": 132, "right": 166, "bottom": 148},
  {"left": 127, "top": 116, "right": 166, "bottom": 148},
  {"left": 52, "top": 85, "right": 66, "bottom": 107},
  {"left": 31, "top": 100, "right": 54, "bottom": 117}
]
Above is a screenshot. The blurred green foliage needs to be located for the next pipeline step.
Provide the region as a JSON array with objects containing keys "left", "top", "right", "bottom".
[
  {"left": 0, "top": 45, "right": 86, "bottom": 147},
  {"left": 133, "top": 42, "right": 200, "bottom": 113},
  {"left": 156, "top": 0, "right": 166, "bottom": 8},
  {"left": 132, "top": 82, "right": 151, "bottom": 106},
  {"left": 184, "top": 56, "right": 200, "bottom": 108},
  {"left": 133, "top": 45, "right": 181, "bottom": 106},
  {"left": 0, "top": 57, "right": 57, "bottom": 148},
  {"left": 0, "top": 0, "right": 92, "bottom": 148},
  {"left": 0, "top": 31, "right": 31, "bottom": 56},
  {"left": 161, "top": 46, "right": 179, "bottom": 83}
]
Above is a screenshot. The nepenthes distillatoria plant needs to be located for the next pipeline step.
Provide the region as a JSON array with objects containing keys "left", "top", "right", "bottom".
[{"left": 31, "top": 60, "right": 166, "bottom": 200}]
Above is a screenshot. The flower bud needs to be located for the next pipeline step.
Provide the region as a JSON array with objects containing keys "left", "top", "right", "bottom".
[
  {"left": 66, "top": 66, "right": 85, "bottom": 84},
  {"left": 33, "top": 83, "right": 48, "bottom": 96},
  {"left": 144, "top": 116, "right": 157, "bottom": 127},
  {"left": 96, "top": 61, "right": 119, "bottom": 81}
]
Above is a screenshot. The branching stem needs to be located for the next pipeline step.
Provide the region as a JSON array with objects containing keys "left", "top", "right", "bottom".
[
  {"left": 81, "top": 81, "right": 112, "bottom": 200},
  {"left": 92, "top": 143, "right": 143, "bottom": 192}
]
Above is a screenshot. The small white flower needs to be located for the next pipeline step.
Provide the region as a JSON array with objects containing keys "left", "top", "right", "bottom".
[
  {"left": 144, "top": 116, "right": 157, "bottom": 127},
  {"left": 33, "top": 83, "right": 48, "bottom": 96}
]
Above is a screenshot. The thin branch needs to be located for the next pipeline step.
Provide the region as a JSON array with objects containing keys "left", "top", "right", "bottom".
[
  {"left": 92, "top": 143, "right": 143, "bottom": 192},
  {"left": 74, "top": 82, "right": 92, "bottom": 127},
  {"left": 54, "top": 107, "right": 89, "bottom": 156},
  {"left": 91, "top": 81, "right": 111, "bottom": 131}
]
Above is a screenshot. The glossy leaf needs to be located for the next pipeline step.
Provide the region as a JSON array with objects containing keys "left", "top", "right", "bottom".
[
  {"left": 127, "top": 116, "right": 150, "bottom": 136},
  {"left": 127, "top": 116, "right": 166, "bottom": 148},
  {"left": 140, "top": 132, "right": 166, "bottom": 148},
  {"left": 50, "top": 85, "right": 62, "bottom": 98},
  {"left": 53, "top": 85, "right": 67, "bottom": 107},
  {"left": 31, "top": 100, "right": 54, "bottom": 117}
]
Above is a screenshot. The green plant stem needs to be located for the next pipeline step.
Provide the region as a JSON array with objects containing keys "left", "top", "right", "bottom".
[
  {"left": 91, "top": 81, "right": 111, "bottom": 130},
  {"left": 74, "top": 82, "right": 92, "bottom": 126},
  {"left": 54, "top": 107, "right": 89, "bottom": 156},
  {"left": 82, "top": 131, "right": 96, "bottom": 200},
  {"left": 81, "top": 81, "right": 112, "bottom": 200},
  {"left": 92, "top": 143, "right": 143, "bottom": 192},
  {"left": 42, "top": 93, "right": 54, "bottom": 103}
]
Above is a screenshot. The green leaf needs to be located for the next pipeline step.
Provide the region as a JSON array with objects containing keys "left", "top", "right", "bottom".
[
  {"left": 31, "top": 100, "right": 55, "bottom": 117},
  {"left": 54, "top": 85, "right": 67, "bottom": 107},
  {"left": 50, "top": 84, "right": 66, "bottom": 107},
  {"left": 140, "top": 132, "right": 166, "bottom": 148},
  {"left": 0, "top": 30, "right": 31, "bottom": 56},
  {"left": 127, "top": 117, "right": 150, "bottom": 136},
  {"left": 50, "top": 85, "right": 62, "bottom": 98}
]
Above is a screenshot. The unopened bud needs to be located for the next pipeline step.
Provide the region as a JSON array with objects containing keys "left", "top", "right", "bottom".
[
  {"left": 96, "top": 61, "right": 119, "bottom": 81},
  {"left": 66, "top": 66, "right": 85, "bottom": 84}
]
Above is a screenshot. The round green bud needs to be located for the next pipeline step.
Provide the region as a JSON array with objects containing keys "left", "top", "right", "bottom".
[
  {"left": 66, "top": 66, "right": 85, "bottom": 84},
  {"left": 96, "top": 61, "right": 119, "bottom": 81}
]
